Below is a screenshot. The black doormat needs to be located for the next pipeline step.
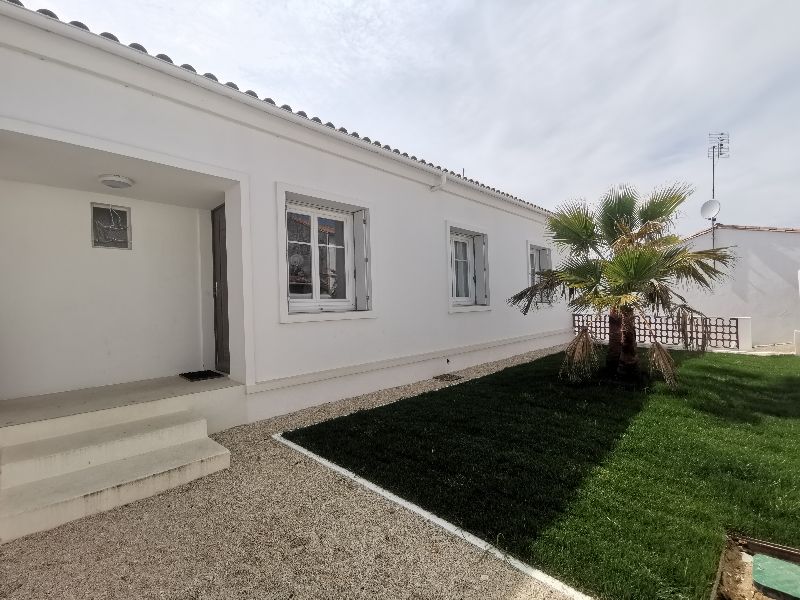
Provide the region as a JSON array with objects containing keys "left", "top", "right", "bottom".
[
  {"left": 433, "top": 373, "right": 463, "bottom": 382},
  {"left": 179, "top": 370, "right": 225, "bottom": 382}
]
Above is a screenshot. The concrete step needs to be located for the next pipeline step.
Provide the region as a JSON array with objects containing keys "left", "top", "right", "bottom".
[
  {"left": 1, "top": 411, "right": 208, "bottom": 488},
  {"left": 0, "top": 437, "right": 229, "bottom": 543},
  {"left": 0, "top": 375, "right": 241, "bottom": 446}
]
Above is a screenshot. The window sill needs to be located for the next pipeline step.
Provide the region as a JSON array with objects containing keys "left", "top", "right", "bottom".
[
  {"left": 281, "top": 310, "right": 377, "bottom": 324},
  {"left": 448, "top": 304, "right": 491, "bottom": 314}
]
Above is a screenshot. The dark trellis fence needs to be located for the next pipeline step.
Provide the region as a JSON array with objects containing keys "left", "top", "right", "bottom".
[{"left": 572, "top": 313, "right": 741, "bottom": 349}]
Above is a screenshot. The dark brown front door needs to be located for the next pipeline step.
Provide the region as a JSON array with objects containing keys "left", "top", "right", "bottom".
[{"left": 211, "top": 204, "right": 230, "bottom": 374}]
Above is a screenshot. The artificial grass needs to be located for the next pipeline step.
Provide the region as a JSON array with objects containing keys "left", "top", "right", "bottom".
[{"left": 284, "top": 351, "right": 800, "bottom": 600}]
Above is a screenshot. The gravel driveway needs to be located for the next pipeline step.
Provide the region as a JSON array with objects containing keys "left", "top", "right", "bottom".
[{"left": 0, "top": 345, "right": 570, "bottom": 600}]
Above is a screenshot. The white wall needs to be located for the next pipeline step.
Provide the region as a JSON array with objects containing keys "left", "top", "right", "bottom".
[
  {"left": 0, "top": 12, "right": 572, "bottom": 415},
  {"left": 685, "top": 228, "right": 800, "bottom": 345},
  {"left": 0, "top": 179, "right": 212, "bottom": 399}
]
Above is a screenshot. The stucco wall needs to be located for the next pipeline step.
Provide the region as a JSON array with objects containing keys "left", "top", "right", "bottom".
[
  {"left": 0, "top": 179, "right": 212, "bottom": 399},
  {"left": 0, "top": 11, "right": 572, "bottom": 410},
  {"left": 685, "top": 228, "right": 800, "bottom": 345}
]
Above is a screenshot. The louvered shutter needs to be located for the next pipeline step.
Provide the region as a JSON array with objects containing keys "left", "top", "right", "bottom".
[
  {"left": 539, "top": 248, "right": 552, "bottom": 271},
  {"left": 538, "top": 248, "right": 552, "bottom": 302},
  {"left": 474, "top": 234, "right": 489, "bottom": 305},
  {"left": 353, "top": 209, "right": 371, "bottom": 310}
]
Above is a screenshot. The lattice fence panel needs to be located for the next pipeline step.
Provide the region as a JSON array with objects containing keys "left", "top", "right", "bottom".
[{"left": 572, "top": 313, "right": 740, "bottom": 349}]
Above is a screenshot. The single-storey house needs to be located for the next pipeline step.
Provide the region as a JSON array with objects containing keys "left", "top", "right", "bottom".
[
  {"left": 684, "top": 224, "right": 800, "bottom": 346},
  {"left": 0, "top": 1, "right": 572, "bottom": 541}
]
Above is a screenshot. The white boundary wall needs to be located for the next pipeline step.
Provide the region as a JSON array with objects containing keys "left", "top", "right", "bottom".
[{"left": 685, "top": 228, "right": 800, "bottom": 346}]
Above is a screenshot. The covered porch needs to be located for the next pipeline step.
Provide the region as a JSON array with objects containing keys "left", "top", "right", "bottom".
[
  {"left": 0, "top": 128, "right": 249, "bottom": 399},
  {"left": 0, "top": 128, "right": 249, "bottom": 542}
]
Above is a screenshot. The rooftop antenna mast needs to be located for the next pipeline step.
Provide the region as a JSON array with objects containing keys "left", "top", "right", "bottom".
[
  {"left": 708, "top": 132, "right": 730, "bottom": 201},
  {"left": 704, "top": 132, "right": 730, "bottom": 250}
]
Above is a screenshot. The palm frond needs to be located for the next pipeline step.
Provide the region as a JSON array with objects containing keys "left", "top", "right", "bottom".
[
  {"left": 649, "top": 341, "right": 677, "bottom": 389},
  {"left": 547, "top": 200, "right": 601, "bottom": 256},
  {"left": 603, "top": 247, "right": 665, "bottom": 292},
  {"left": 666, "top": 245, "right": 735, "bottom": 289},
  {"left": 672, "top": 304, "right": 710, "bottom": 351},
  {"left": 560, "top": 327, "right": 598, "bottom": 383},
  {"left": 597, "top": 184, "right": 639, "bottom": 244},
  {"left": 559, "top": 256, "right": 604, "bottom": 290},
  {"left": 507, "top": 270, "right": 563, "bottom": 315},
  {"left": 637, "top": 183, "right": 692, "bottom": 227}
]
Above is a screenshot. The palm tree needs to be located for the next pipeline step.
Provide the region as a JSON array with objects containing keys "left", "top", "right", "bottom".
[{"left": 509, "top": 183, "right": 733, "bottom": 386}]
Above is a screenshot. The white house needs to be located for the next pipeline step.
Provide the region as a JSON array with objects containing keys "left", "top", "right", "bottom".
[
  {"left": 0, "top": 2, "right": 572, "bottom": 541},
  {"left": 684, "top": 224, "right": 800, "bottom": 346}
]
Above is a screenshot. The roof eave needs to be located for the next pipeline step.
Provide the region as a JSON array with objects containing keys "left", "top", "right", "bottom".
[{"left": 0, "top": 0, "right": 552, "bottom": 218}]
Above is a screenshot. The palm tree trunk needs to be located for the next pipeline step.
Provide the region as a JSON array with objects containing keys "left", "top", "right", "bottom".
[
  {"left": 617, "top": 307, "right": 639, "bottom": 378},
  {"left": 606, "top": 308, "right": 622, "bottom": 372}
]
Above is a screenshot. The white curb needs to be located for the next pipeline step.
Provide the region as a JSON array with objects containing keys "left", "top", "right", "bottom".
[{"left": 272, "top": 432, "right": 593, "bottom": 600}]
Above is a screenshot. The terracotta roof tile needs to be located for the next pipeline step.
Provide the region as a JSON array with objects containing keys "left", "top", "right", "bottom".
[{"left": 5, "top": 0, "right": 550, "bottom": 214}]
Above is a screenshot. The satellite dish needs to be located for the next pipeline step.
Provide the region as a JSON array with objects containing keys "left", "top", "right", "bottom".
[{"left": 700, "top": 199, "right": 721, "bottom": 220}]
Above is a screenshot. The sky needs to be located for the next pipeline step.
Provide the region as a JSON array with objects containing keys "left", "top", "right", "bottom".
[{"left": 38, "top": 0, "right": 800, "bottom": 234}]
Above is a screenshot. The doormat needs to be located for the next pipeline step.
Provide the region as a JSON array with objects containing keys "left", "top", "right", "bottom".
[
  {"left": 433, "top": 374, "right": 463, "bottom": 382},
  {"left": 179, "top": 370, "right": 225, "bottom": 382}
]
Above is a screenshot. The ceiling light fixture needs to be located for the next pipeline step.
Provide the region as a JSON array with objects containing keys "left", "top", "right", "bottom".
[{"left": 98, "top": 174, "right": 134, "bottom": 189}]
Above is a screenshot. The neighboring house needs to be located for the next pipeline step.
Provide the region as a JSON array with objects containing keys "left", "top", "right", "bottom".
[
  {"left": 0, "top": 3, "right": 572, "bottom": 539},
  {"left": 684, "top": 224, "right": 800, "bottom": 346}
]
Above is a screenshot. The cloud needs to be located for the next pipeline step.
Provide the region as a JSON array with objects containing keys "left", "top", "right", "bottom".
[{"left": 41, "top": 0, "right": 800, "bottom": 233}]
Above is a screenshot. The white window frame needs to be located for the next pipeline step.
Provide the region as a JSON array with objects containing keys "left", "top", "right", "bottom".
[
  {"left": 286, "top": 203, "right": 355, "bottom": 313},
  {"left": 450, "top": 233, "right": 475, "bottom": 305},
  {"left": 447, "top": 221, "right": 490, "bottom": 313},
  {"left": 527, "top": 241, "right": 554, "bottom": 304},
  {"left": 276, "top": 183, "right": 375, "bottom": 324}
]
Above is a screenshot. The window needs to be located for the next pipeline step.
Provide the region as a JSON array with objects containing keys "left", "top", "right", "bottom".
[
  {"left": 451, "top": 233, "right": 475, "bottom": 304},
  {"left": 285, "top": 195, "right": 371, "bottom": 314},
  {"left": 91, "top": 203, "right": 131, "bottom": 249},
  {"left": 449, "top": 225, "right": 489, "bottom": 307},
  {"left": 528, "top": 244, "right": 553, "bottom": 303}
]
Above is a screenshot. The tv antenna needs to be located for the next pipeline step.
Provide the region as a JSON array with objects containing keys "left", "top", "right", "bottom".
[
  {"left": 704, "top": 132, "right": 729, "bottom": 252},
  {"left": 707, "top": 132, "right": 730, "bottom": 200}
]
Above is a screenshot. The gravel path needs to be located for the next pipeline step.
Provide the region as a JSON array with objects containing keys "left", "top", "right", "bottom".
[{"left": 0, "top": 344, "right": 570, "bottom": 600}]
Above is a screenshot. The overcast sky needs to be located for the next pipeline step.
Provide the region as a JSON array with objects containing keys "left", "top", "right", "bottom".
[{"left": 41, "top": 0, "right": 800, "bottom": 234}]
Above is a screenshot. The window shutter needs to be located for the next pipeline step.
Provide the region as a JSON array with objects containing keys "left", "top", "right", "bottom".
[
  {"left": 353, "top": 209, "right": 371, "bottom": 310},
  {"left": 538, "top": 248, "right": 553, "bottom": 303},
  {"left": 539, "top": 248, "right": 552, "bottom": 271},
  {"left": 474, "top": 234, "right": 489, "bottom": 305}
]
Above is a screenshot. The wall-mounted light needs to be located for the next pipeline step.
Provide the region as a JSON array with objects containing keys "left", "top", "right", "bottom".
[{"left": 98, "top": 174, "right": 134, "bottom": 189}]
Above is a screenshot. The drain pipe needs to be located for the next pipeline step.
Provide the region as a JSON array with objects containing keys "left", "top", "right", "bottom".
[{"left": 430, "top": 172, "right": 447, "bottom": 192}]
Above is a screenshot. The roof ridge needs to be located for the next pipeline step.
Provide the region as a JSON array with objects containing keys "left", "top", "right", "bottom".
[
  {"left": 3, "top": 0, "right": 551, "bottom": 215},
  {"left": 684, "top": 223, "right": 800, "bottom": 241}
]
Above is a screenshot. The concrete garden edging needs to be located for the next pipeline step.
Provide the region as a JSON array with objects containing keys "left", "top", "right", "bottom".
[{"left": 273, "top": 432, "right": 593, "bottom": 600}]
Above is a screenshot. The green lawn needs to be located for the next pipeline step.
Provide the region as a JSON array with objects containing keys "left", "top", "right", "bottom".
[{"left": 284, "top": 351, "right": 800, "bottom": 600}]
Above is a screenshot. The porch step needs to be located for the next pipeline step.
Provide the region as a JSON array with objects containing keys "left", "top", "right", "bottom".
[
  {"left": 0, "top": 411, "right": 207, "bottom": 488},
  {"left": 0, "top": 437, "right": 229, "bottom": 543},
  {"left": 0, "top": 375, "right": 241, "bottom": 446}
]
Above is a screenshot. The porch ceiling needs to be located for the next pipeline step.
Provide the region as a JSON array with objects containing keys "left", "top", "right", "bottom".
[{"left": 0, "top": 129, "right": 235, "bottom": 209}]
